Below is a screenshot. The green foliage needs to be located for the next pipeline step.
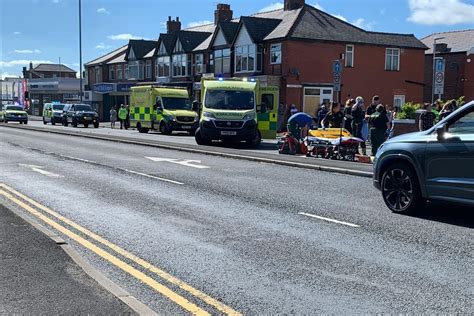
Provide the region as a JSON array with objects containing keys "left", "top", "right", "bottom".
[{"left": 397, "top": 102, "right": 422, "bottom": 120}]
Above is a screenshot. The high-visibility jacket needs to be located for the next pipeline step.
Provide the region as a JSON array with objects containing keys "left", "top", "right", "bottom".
[{"left": 118, "top": 108, "right": 127, "bottom": 120}]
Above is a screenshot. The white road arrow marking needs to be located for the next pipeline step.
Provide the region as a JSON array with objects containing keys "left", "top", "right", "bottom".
[
  {"left": 145, "top": 157, "right": 210, "bottom": 169},
  {"left": 19, "top": 164, "right": 64, "bottom": 178}
]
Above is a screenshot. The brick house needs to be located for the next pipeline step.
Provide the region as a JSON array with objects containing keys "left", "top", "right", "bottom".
[
  {"left": 85, "top": 0, "right": 427, "bottom": 121},
  {"left": 422, "top": 29, "right": 474, "bottom": 103}
]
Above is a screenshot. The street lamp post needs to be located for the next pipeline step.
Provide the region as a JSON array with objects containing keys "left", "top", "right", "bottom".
[
  {"left": 432, "top": 37, "right": 445, "bottom": 104},
  {"left": 79, "top": 0, "right": 83, "bottom": 102}
]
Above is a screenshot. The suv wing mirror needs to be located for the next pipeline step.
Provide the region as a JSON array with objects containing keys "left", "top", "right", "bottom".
[{"left": 436, "top": 124, "right": 446, "bottom": 141}]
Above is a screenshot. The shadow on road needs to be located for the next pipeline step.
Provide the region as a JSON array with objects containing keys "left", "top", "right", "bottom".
[{"left": 405, "top": 202, "right": 474, "bottom": 229}]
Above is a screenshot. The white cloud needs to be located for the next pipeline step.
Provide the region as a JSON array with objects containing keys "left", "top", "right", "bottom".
[
  {"left": 0, "top": 60, "right": 53, "bottom": 68},
  {"left": 352, "top": 18, "right": 376, "bottom": 30},
  {"left": 94, "top": 43, "right": 112, "bottom": 50},
  {"left": 107, "top": 33, "right": 143, "bottom": 40},
  {"left": 14, "top": 49, "right": 41, "bottom": 54},
  {"left": 407, "top": 0, "right": 474, "bottom": 25},
  {"left": 333, "top": 14, "right": 348, "bottom": 22},
  {"left": 187, "top": 20, "right": 213, "bottom": 28},
  {"left": 97, "top": 7, "right": 110, "bottom": 14},
  {"left": 259, "top": 2, "right": 283, "bottom": 12},
  {"left": 1, "top": 72, "right": 21, "bottom": 80},
  {"left": 13, "top": 31, "right": 21, "bottom": 35}
]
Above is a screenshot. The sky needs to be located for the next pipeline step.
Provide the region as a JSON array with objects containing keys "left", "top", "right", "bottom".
[{"left": 1, "top": 0, "right": 473, "bottom": 79}]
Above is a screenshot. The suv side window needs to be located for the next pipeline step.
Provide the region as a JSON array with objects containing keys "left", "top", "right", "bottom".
[{"left": 448, "top": 109, "right": 474, "bottom": 135}]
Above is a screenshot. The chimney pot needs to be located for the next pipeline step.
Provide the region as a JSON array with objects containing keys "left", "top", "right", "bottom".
[
  {"left": 214, "top": 3, "right": 233, "bottom": 25},
  {"left": 284, "top": 0, "right": 305, "bottom": 11}
]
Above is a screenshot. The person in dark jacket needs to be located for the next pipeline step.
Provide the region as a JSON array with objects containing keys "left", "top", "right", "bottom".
[
  {"left": 369, "top": 104, "right": 390, "bottom": 156},
  {"left": 343, "top": 98, "right": 355, "bottom": 134},
  {"left": 322, "top": 102, "right": 344, "bottom": 128},
  {"left": 351, "top": 96, "right": 367, "bottom": 155}
]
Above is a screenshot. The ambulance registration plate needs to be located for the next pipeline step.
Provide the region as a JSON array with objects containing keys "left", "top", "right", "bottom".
[{"left": 181, "top": 125, "right": 191, "bottom": 129}]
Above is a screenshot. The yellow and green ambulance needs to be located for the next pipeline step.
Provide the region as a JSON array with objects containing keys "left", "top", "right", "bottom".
[
  {"left": 195, "top": 77, "right": 278, "bottom": 147},
  {"left": 0, "top": 104, "right": 28, "bottom": 124},
  {"left": 42, "top": 102, "right": 66, "bottom": 125},
  {"left": 129, "top": 85, "right": 199, "bottom": 134}
]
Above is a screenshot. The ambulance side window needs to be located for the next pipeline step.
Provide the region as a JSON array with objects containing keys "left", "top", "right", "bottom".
[{"left": 262, "top": 94, "right": 274, "bottom": 111}]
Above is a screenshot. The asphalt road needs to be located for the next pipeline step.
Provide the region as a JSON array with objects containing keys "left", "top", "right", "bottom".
[{"left": 0, "top": 126, "right": 472, "bottom": 314}]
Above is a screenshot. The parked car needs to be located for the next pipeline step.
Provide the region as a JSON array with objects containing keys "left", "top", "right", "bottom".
[
  {"left": 0, "top": 104, "right": 28, "bottom": 124},
  {"left": 374, "top": 101, "right": 474, "bottom": 213},
  {"left": 63, "top": 104, "right": 99, "bottom": 128},
  {"left": 43, "top": 102, "right": 66, "bottom": 125}
]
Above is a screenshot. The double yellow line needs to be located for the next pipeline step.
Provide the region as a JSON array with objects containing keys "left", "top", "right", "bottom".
[{"left": 0, "top": 183, "right": 241, "bottom": 316}]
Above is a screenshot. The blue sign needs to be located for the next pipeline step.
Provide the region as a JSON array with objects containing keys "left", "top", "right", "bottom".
[
  {"left": 435, "top": 58, "right": 445, "bottom": 72},
  {"left": 93, "top": 83, "right": 115, "bottom": 94},
  {"left": 333, "top": 60, "right": 342, "bottom": 75},
  {"left": 116, "top": 83, "right": 136, "bottom": 92}
]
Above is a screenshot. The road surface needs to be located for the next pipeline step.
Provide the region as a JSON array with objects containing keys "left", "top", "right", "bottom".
[{"left": 0, "top": 126, "right": 471, "bottom": 314}]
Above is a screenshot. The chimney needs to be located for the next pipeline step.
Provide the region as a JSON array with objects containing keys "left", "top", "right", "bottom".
[
  {"left": 214, "top": 3, "right": 233, "bottom": 25},
  {"left": 167, "top": 16, "right": 181, "bottom": 34},
  {"left": 284, "top": 0, "right": 305, "bottom": 10}
]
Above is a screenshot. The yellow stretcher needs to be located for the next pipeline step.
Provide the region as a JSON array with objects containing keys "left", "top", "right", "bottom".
[{"left": 309, "top": 128, "right": 352, "bottom": 139}]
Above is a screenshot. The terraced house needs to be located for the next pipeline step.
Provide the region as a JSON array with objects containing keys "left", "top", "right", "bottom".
[{"left": 85, "top": 0, "right": 427, "bottom": 121}]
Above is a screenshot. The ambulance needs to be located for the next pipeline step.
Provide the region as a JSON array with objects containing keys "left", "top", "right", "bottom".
[
  {"left": 129, "top": 85, "right": 199, "bottom": 134},
  {"left": 195, "top": 77, "right": 279, "bottom": 147}
]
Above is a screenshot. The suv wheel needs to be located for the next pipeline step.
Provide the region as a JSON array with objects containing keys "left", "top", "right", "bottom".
[
  {"left": 51, "top": 118, "right": 55, "bottom": 125},
  {"left": 72, "top": 118, "right": 78, "bottom": 127},
  {"left": 381, "top": 163, "right": 422, "bottom": 214}
]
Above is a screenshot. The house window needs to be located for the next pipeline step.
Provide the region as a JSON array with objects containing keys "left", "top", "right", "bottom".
[
  {"left": 394, "top": 95, "right": 405, "bottom": 109},
  {"left": 94, "top": 67, "right": 101, "bottom": 83},
  {"left": 125, "top": 65, "right": 129, "bottom": 79},
  {"left": 145, "top": 60, "right": 152, "bottom": 79},
  {"left": 270, "top": 43, "right": 282, "bottom": 65},
  {"left": 172, "top": 54, "right": 187, "bottom": 77},
  {"left": 195, "top": 54, "right": 204, "bottom": 75},
  {"left": 117, "top": 65, "right": 123, "bottom": 80},
  {"left": 345, "top": 45, "right": 354, "bottom": 67},
  {"left": 214, "top": 48, "right": 230, "bottom": 74},
  {"left": 109, "top": 66, "right": 115, "bottom": 80},
  {"left": 156, "top": 56, "right": 170, "bottom": 77},
  {"left": 127, "top": 61, "right": 144, "bottom": 80},
  {"left": 385, "top": 48, "right": 400, "bottom": 71},
  {"left": 209, "top": 52, "right": 214, "bottom": 73},
  {"left": 235, "top": 44, "right": 258, "bottom": 72}
]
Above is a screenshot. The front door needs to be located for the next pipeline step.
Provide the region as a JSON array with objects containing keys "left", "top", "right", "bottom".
[
  {"left": 258, "top": 87, "right": 279, "bottom": 139},
  {"left": 303, "top": 87, "right": 333, "bottom": 117},
  {"left": 424, "top": 107, "right": 474, "bottom": 203}
]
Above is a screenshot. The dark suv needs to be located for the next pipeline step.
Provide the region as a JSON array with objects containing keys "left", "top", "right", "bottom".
[
  {"left": 63, "top": 104, "right": 99, "bottom": 128},
  {"left": 374, "top": 101, "right": 474, "bottom": 213}
]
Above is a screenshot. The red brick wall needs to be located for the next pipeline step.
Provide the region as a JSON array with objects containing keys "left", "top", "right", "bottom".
[
  {"left": 424, "top": 52, "right": 471, "bottom": 102},
  {"left": 464, "top": 56, "right": 474, "bottom": 102},
  {"left": 280, "top": 40, "right": 425, "bottom": 109}
]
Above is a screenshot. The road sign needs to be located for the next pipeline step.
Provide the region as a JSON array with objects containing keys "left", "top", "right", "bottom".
[
  {"left": 333, "top": 60, "right": 342, "bottom": 92},
  {"left": 434, "top": 57, "right": 445, "bottom": 96},
  {"left": 333, "top": 60, "right": 342, "bottom": 75}
]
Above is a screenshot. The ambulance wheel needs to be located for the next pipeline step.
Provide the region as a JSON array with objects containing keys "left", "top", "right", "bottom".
[
  {"left": 93, "top": 122, "right": 99, "bottom": 128},
  {"left": 43, "top": 118, "right": 47, "bottom": 125},
  {"left": 24, "top": 121, "right": 28, "bottom": 125},
  {"left": 195, "top": 128, "right": 210, "bottom": 146},
  {"left": 4, "top": 120, "right": 8, "bottom": 123},
  {"left": 247, "top": 130, "right": 261, "bottom": 148},
  {"left": 189, "top": 129, "right": 196, "bottom": 136},
  {"left": 84, "top": 123, "right": 89, "bottom": 128},
  {"left": 51, "top": 118, "right": 55, "bottom": 125},
  {"left": 159, "top": 122, "right": 172, "bottom": 135}
]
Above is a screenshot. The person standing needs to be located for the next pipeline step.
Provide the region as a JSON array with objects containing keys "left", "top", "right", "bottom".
[
  {"left": 118, "top": 104, "right": 127, "bottom": 130},
  {"left": 322, "top": 102, "right": 344, "bottom": 128},
  {"left": 109, "top": 106, "right": 117, "bottom": 129},
  {"left": 351, "top": 97, "right": 367, "bottom": 155},
  {"left": 366, "top": 95, "right": 380, "bottom": 116},
  {"left": 343, "top": 99, "right": 355, "bottom": 134},
  {"left": 439, "top": 100, "right": 455, "bottom": 120},
  {"left": 419, "top": 103, "right": 437, "bottom": 131},
  {"left": 125, "top": 104, "right": 130, "bottom": 130},
  {"left": 369, "top": 104, "right": 390, "bottom": 156},
  {"left": 316, "top": 104, "right": 328, "bottom": 128}
]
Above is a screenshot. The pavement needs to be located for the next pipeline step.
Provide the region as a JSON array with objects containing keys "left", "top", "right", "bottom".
[
  {"left": 0, "top": 126, "right": 471, "bottom": 314},
  {"left": 3, "top": 118, "right": 374, "bottom": 177},
  {"left": 0, "top": 203, "right": 136, "bottom": 314}
]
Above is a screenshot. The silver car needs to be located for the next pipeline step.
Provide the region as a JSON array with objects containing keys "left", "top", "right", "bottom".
[{"left": 374, "top": 101, "right": 474, "bottom": 213}]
